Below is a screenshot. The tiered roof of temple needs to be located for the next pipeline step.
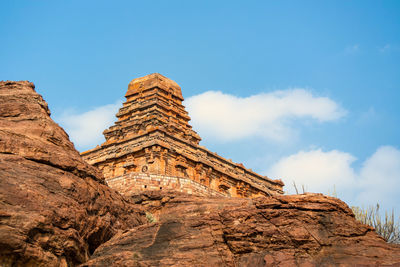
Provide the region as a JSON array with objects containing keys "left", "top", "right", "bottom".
[{"left": 81, "top": 73, "right": 284, "bottom": 197}]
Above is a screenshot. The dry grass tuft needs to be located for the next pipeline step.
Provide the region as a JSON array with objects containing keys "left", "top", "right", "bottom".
[{"left": 351, "top": 204, "right": 400, "bottom": 244}]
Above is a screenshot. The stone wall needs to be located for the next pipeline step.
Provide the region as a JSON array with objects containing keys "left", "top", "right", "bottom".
[
  {"left": 83, "top": 131, "right": 284, "bottom": 197},
  {"left": 106, "top": 172, "right": 226, "bottom": 197}
]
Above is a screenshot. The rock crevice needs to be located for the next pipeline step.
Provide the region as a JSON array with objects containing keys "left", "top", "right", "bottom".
[{"left": 0, "top": 81, "right": 146, "bottom": 266}]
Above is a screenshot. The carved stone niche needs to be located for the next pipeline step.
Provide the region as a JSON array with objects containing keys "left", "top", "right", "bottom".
[
  {"left": 144, "top": 147, "right": 154, "bottom": 164},
  {"left": 195, "top": 163, "right": 203, "bottom": 179},
  {"left": 218, "top": 183, "right": 230, "bottom": 193},
  {"left": 160, "top": 148, "right": 169, "bottom": 160},
  {"left": 175, "top": 155, "right": 188, "bottom": 177},
  {"left": 175, "top": 155, "right": 188, "bottom": 169},
  {"left": 206, "top": 167, "right": 213, "bottom": 177},
  {"left": 236, "top": 182, "right": 250, "bottom": 197},
  {"left": 151, "top": 145, "right": 163, "bottom": 159},
  {"left": 218, "top": 175, "right": 231, "bottom": 195},
  {"left": 123, "top": 161, "right": 137, "bottom": 174}
]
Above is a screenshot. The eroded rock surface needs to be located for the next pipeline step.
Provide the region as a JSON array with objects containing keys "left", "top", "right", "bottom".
[
  {"left": 0, "top": 81, "right": 146, "bottom": 266},
  {"left": 85, "top": 191, "right": 400, "bottom": 266},
  {"left": 1, "top": 81, "right": 400, "bottom": 266}
]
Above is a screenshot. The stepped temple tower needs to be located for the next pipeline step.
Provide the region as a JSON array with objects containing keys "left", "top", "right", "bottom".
[{"left": 81, "top": 73, "right": 284, "bottom": 197}]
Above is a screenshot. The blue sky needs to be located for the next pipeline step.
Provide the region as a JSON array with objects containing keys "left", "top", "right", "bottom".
[{"left": 1, "top": 1, "right": 399, "bottom": 214}]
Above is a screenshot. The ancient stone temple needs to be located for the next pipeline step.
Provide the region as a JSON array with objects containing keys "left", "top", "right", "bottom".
[{"left": 81, "top": 73, "right": 284, "bottom": 197}]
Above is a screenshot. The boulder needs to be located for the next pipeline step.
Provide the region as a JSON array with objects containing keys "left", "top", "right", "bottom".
[
  {"left": 85, "top": 191, "right": 400, "bottom": 266},
  {"left": 0, "top": 81, "right": 146, "bottom": 266}
]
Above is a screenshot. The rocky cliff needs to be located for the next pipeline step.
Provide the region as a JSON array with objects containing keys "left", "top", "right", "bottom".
[
  {"left": 84, "top": 191, "right": 400, "bottom": 266},
  {"left": 0, "top": 81, "right": 399, "bottom": 266},
  {"left": 0, "top": 81, "right": 146, "bottom": 266}
]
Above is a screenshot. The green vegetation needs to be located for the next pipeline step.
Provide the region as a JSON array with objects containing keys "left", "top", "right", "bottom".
[
  {"left": 351, "top": 204, "right": 400, "bottom": 244},
  {"left": 145, "top": 212, "right": 157, "bottom": 223}
]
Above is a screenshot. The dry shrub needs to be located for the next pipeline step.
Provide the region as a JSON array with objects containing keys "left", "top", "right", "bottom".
[
  {"left": 291, "top": 183, "right": 400, "bottom": 244},
  {"left": 351, "top": 204, "right": 400, "bottom": 244}
]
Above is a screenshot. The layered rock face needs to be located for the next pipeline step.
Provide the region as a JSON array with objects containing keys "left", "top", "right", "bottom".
[
  {"left": 1, "top": 80, "right": 400, "bottom": 266},
  {"left": 85, "top": 191, "right": 400, "bottom": 266},
  {"left": 82, "top": 73, "right": 283, "bottom": 198},
  {"left": 0, "top": 81, "right": 146, "bottom": 266}
]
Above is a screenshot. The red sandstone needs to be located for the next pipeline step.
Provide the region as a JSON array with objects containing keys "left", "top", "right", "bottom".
[{"left": 0, "top": 80, "right": 399, "bottom": 266}]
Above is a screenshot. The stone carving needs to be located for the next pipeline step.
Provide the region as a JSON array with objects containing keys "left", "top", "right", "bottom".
[{"left": 81, "top": 73, "right": 284, "bottom": 197}]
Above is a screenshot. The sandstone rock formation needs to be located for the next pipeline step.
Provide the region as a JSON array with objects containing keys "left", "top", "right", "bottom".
[
  {"left": 84, "top": 191, "right": 400, "bottom": 266},
  {"left": 1, "top": 80, "right": 400, "bottom": 266},
  {"left": 0, "top": 81, "right": 146, "bottom": 266},
  {"left": 82, "top": 73, "right": 283, "bottom": 198}
]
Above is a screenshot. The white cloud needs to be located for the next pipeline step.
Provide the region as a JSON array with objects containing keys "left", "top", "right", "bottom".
[
  {"left": 55, "top": 100, "right": 122, "bottom": 151},
  {"left": 185, "top": 89, "right": 346, "bottom": 142},
  {"left": 268, "top": 149, "right": 357, "bottom": 194},
  {"left": 357, "top": 146, "right": 400, "bottom": 209},
  {"left": 267, "top": 146, "right": 400, "bottom": 212}
]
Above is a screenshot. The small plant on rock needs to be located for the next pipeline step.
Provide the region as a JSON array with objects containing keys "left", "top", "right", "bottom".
[
  {"left": 145, "top": 211, "right": 157, "bottom": 223},
  {"left": 351, "top": 204, "right": 400, "bottom": 244}
]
